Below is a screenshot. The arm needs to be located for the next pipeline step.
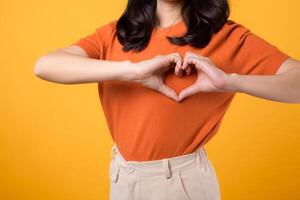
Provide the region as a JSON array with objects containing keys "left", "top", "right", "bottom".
[
  {"left": 225, "top": 57, "right": 300, "bottom": 103},
  {"left": 33, "top": 45, "right": 136, "bottom": 84}
]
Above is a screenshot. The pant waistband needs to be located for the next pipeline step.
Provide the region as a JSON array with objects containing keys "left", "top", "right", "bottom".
[{"left": 109, "top": 144, "right": 208, "bottom": 183}]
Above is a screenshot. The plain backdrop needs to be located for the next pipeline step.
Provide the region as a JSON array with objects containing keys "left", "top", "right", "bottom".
[{"left": 0, "top": 0, "right": 299, "bottom": 199}]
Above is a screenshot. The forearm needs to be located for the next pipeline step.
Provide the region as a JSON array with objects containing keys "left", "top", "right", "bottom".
[
  {"left": 225, "top": 68, "right": 300, "bottom": 103},
  {"left": 34, "top": 50, "right": 136, "bottom": 84}
]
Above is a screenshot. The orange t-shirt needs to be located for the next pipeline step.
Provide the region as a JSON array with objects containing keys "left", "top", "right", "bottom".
[{"left": 73, "top": 19, "right": 289, "bottom": 161}]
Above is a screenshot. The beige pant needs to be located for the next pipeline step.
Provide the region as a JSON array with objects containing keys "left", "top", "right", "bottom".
[{"left": 109, "top": 144, "right": 221, "bottom": 200}]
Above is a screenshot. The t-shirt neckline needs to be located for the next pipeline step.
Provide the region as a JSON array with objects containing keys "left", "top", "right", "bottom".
[{"left": 152, "top": 19, "right": 186, "bottom": 36}]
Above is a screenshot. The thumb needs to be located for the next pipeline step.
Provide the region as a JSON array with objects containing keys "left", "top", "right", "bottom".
[
  {"left": 178, "top": 84, "right": 198, "bottom": 102},
  {"left": 157, "top": 84, "right": 179, "bottom": 102},
  {"left": 159, "top": 61, "right": 176, "bottom": 74}
]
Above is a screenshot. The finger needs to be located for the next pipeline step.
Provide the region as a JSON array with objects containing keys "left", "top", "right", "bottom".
[
  {"left": 185, "top": 66, "right": 192, "bottom": 75},
  {"left": 184, "top": 51, "right": 222, "bottom": 78},
  {"left": 157, "top": 84, "right": 179, "bottom": 102},
  {"left": 182, "top": 65, "right": 192, "bottom": 75},
  {"left": 160, "top": 61, "right": 175, "bottom": 73},
  {"left": 185, "top": 51, "right": 207, "bottom": 60},
  {"left": 153, "top": 54, "right": 172, "bottom": 73},
  {"left": 160, "top": 53, "right": 180, "bottom": 74},
  {"left": 182, "top": 56, "right": 197, "bottom": 71},
  {"left": 175, "top": 60, "right": 183, "bottom": 76},
  {"left": 178, "top": 83, "right": 199, "bottom": 102},
  {"left": 181, "top": 58, "right": 189, "bottom": 71},
  {"left": 171, "top": 54, "right": 182, "bottom": 76},
  {"left": 186, "top": 56, "right": 219, "bottom": 79},
  {"left": 174, "top": 60, "right": 181, "bottom": 76},
  {"left": 175, "top": 66, "right": 183, "bottom": 77},
  {"left": 182, "top": 51, "right": 196, "bottom": 70}
]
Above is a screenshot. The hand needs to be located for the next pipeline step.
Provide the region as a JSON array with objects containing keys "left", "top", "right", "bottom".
[
  {"left": 132, "top": 53, "right": 182, "bottom": 102},
  {"left": 177, "top": 51, "right": 230, "bottom": 102}
]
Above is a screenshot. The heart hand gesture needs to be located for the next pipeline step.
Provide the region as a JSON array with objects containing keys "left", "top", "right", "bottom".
[
  {"left": 176, "top": 51, "right": 231, "bottom": 102},
  {"left": 132, "top": 53, "right": 182, "bottom": 102}
]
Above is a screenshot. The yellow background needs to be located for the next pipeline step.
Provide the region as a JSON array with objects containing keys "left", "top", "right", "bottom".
[{"left": 1, "top": 0, "right": 299, "bottom": 199}]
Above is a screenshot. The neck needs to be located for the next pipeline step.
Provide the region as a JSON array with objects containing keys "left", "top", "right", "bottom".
[{"left": 155, "top": 0, "right": 184, "bottom": 28}]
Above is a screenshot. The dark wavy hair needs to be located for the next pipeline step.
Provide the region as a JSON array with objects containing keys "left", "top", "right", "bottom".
[{"left": 116, "top": 0, "right": 230, "bottom": 52}]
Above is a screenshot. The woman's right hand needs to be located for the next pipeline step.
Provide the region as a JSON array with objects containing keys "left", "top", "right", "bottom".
[{"left": 131, "top": 53, "right": 183, "bottom": 102}]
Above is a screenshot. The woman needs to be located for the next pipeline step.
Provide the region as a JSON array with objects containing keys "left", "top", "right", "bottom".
[{"left": 34, "top": 0, "right": 300, "bottom": 199}]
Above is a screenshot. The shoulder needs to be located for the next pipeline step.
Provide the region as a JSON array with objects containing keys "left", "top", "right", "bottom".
[
  {"left": 210, "top": 19, "right": 251, "bottom": 44},
  {"left": 223, "top": 19, "right": 250, "bottom": 33},
  {"left": 96, "top": 19, "right": 117, "bottom": 32},
  {"left": 94, "top": 19, "right": 118, "bottom": 41}
]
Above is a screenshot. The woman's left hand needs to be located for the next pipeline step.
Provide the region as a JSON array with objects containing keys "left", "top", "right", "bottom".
[{"left": 176, "top": 51, "right": 232, "bottom": 102}]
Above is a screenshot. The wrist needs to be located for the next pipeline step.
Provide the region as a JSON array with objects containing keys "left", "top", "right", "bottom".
[
  {"left": 119, "top": 60, "right": 139, "bottom": 81},
  {"left": 223, "top": 73, "right": 241, "bottom": 92}
]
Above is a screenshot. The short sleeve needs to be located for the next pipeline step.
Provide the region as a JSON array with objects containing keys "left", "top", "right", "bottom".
[
  {"left": 226, "top": 23, "right": 290, "bottom": 75},
  {"left": 72, "top": 20, "right": 116, "bottom": 59}
]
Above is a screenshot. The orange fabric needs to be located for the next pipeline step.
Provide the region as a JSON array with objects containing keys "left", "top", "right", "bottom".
[{"left": 73, "top": 19, "right": 289, "bottom": 161}]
